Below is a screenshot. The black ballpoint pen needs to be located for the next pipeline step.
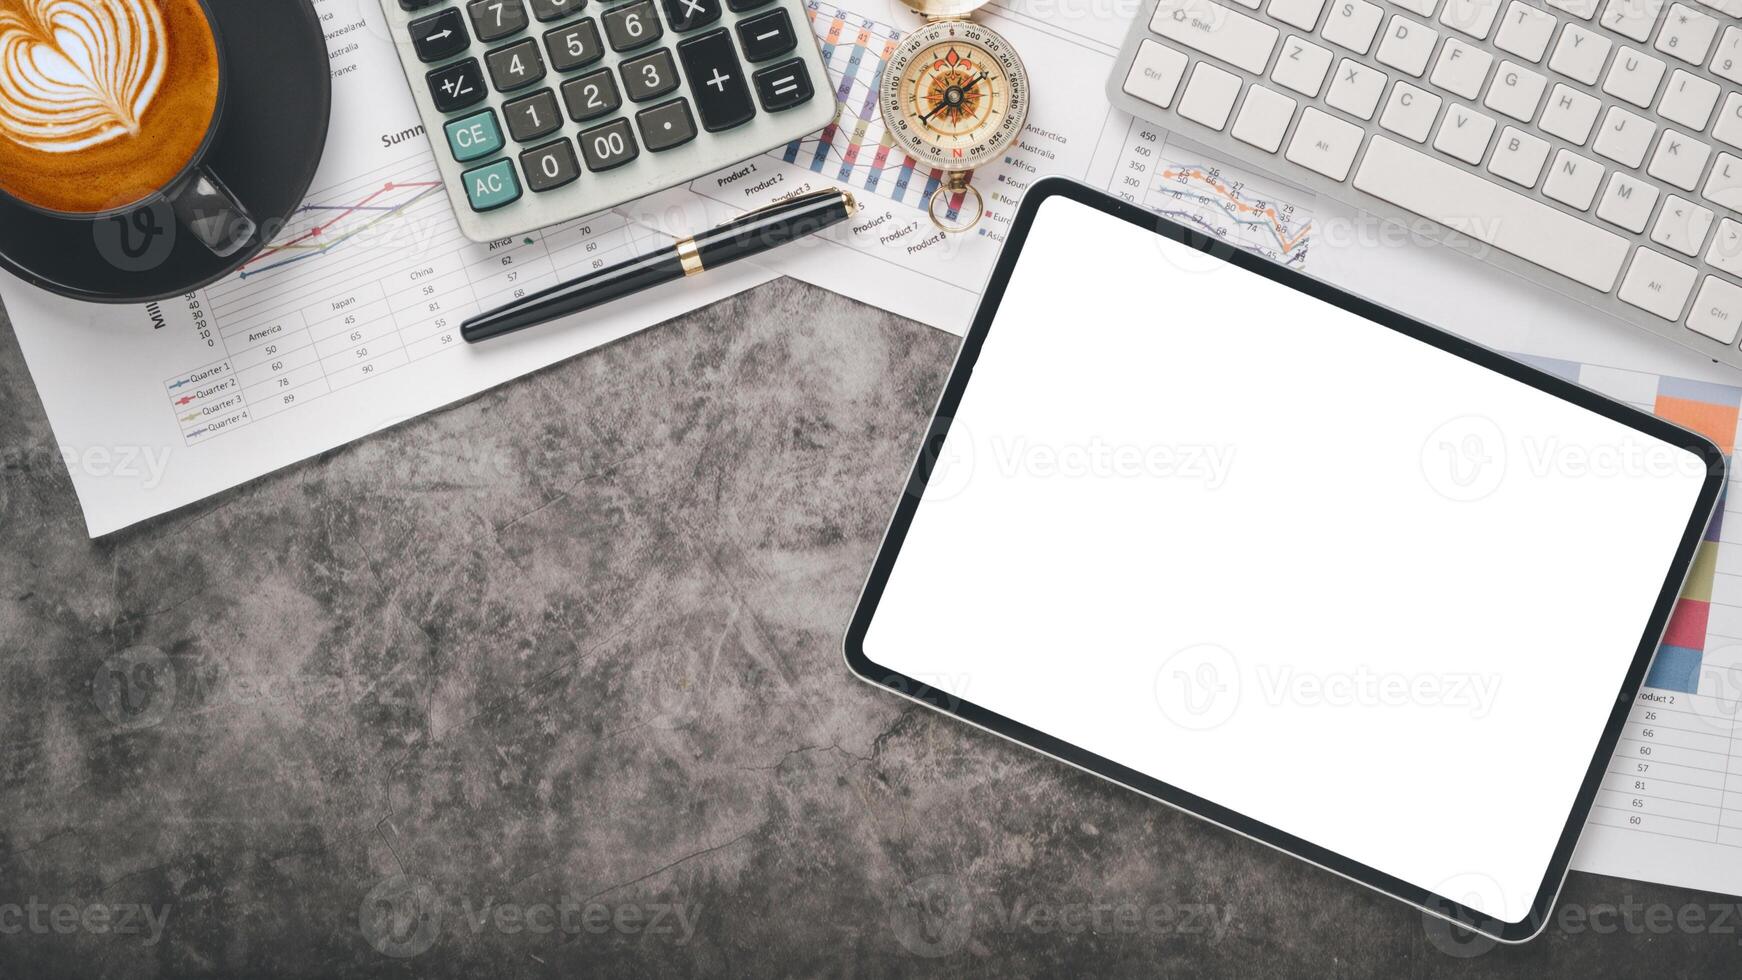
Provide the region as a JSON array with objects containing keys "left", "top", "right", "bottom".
[{"left": 462, "top": 188, "right": 858, "bottom": 343}]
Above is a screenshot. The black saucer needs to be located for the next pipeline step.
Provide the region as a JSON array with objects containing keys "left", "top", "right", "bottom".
[{"left": 0, "top": 0, "right": 331, "bottom": 304}]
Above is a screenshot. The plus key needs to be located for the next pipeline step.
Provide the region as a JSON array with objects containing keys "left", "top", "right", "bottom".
[{"left": 677, "top": 28, "right": 755, "bottom": 130}]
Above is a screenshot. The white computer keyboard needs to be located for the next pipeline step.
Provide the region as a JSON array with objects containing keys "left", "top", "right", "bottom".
[{"left": 1107, "top": 0, "right": 1742, "bottom": 369}]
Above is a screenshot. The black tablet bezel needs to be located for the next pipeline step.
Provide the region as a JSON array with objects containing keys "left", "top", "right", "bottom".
[{"left": 842, "top": 176, "right": 1728, "bottom": 944}]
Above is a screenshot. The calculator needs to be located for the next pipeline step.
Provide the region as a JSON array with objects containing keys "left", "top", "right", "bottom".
[{"left": 380, "top": 0, "right": 837, "bottom": 242}]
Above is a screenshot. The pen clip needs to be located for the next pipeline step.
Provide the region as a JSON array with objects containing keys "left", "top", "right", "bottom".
[{"left": 726, "top": 187, "right": 856, "bottom": 226}]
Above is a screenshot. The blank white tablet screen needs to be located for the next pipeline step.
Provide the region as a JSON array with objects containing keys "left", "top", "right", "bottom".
[{"left": 861, "top": 195, "right": 1710, "bottom": 923}]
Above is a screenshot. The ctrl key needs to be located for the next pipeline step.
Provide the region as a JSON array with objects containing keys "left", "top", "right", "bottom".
[
  {"left": 1122, "top": 39, "right": 1188, "bottom": 109},
  {"left": 461, "top": 159, "right": 523, "bottom": 211},
  {"left": 1688, "top": 277, "right": 1742, "bottom": 345}
]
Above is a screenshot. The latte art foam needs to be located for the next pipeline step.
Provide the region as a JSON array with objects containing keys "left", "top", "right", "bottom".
[{"left": 0, "top": 0, "right": 168, "bottom": 153}]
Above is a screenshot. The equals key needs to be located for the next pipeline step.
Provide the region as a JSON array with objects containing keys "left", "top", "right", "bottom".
[{"left": 752, "top": 58, "right": 812, "bottom": 112}]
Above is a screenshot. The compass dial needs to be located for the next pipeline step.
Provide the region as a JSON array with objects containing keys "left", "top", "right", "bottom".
[{"left": 880, "top": 20, "right": 1029, "bottom": 171}]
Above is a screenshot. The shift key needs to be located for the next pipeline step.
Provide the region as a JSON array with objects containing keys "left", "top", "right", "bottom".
[{"left": 1149, "top": 0, "right": 1278, "bottom": 74}]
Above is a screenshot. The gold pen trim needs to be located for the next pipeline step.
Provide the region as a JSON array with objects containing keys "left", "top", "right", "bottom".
[{"left": 676, "top": 236, "right": 704, "bottom": 277}]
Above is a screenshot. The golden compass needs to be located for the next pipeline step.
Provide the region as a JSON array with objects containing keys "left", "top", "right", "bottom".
[{"left": 879, "top": 0, "right": 1030, "bottom": 233}]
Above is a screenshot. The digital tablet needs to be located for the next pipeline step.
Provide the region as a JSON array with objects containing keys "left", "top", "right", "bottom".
[{"left": 844, "top": 178, "right": 1726, "bottom": 943}]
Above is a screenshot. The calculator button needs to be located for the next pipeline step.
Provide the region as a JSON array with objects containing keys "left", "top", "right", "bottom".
[
  {"left": 485, "top": 39, "right": 547, "bottom": 91},
  {"left": 659, "top": 0, "right": 721, "bottom": 32},
  {"left": 577, "top": 117, "right": 640, "bottom": 170},
  {"left": 752, "top": 57, "right": 812, "bottom": 111},
  {"left": 410, "top": 8, "right": 471, "bottom": 63},
  {"left": 621, "top": 48, "right": 681, "bottom": 101},
  {"left": 444, "top": 108, "right": 505, "bottom": 161},
  {"left": 544, "top": 20, "right": 604, "bottom": 70},
  {"left": 528, "top": 0, "right": 583, "bottom": 21},
  {"left": 677, "top": 28, "right": 754, "bottom": 131},
  {"left": 635, "top": 97, "right": 698, "bottom": 150},
  {"left": 468, "top": 0, "right": 530, "bottom": 41},
  {"left": 400, "top": 0, "right": 441, "bottom": 10},
  {"left": 502, "top": 88, "right": 564, "bottom": 141},
  {"left": 602, "top": 0, "right": 663, "bottom": 51},
  {"left": 735, "top": 8, "right": 794, "bottom": 62},
  {"left": 521, "top": 139, "right": 582, "bottom": 191},
  {"left": 725, "top": 0, "right": 772, "bottom": 11},
  {"left": 462, "top": 159, "right": 523, "bottom": 210},
  {"left": 561, "top": 68, "right": 622, "bottom": 120},
  {"left": 427, "top": 58, "right": 489, "bottom": 112}
]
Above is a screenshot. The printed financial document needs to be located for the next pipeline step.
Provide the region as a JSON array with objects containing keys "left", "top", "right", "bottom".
[{"left": 0, "top": 0, "right": 771, "bottom": 537}]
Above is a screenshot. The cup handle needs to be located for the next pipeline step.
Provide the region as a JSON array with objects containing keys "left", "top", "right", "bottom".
[{"left": 168, "top": 166, "right": 256, "bottom": 257}]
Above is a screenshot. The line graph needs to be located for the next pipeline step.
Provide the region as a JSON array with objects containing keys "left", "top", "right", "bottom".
[
  {"left": 240, "top": 180, "right": 447, "bottom": 280},
  {"left": 1146, "top": 156, "right": 1312, "bottom": 267}
]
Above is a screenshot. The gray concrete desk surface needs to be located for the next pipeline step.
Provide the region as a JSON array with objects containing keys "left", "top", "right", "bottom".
[{"left": 1, "top": 283, "right": 1736, "bottom": 977}]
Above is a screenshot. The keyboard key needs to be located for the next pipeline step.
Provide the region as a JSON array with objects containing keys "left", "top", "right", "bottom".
[
  {"left": 727, "top": 0, "right": 773, "bottom": 9},
  {"left": 1150, "top": 0, "right": 1278, "bottom": 72},
  {"left": 1376, "top": 15, "right": 1436, "bottom": 75},
  {"left": 1650, "top": 195, "right": 1715, "bottom": 255},
  {"left": 736, "top": 8, "right": 796, "bottom": 62},
  {"left": 577, "top": 117, "right": 640, "bottom": 170},
  {"left": 1492, "top": 1, "right": 1553, "bottom": 60},
  {"left": 1718, "top": 93, "right": 1742, "bottom": 149},
  {"left": 561, "top": 68, "right": 622, "bottom": 120},
  {"left": 462, "top": 159, "right": 523, "bottom": 210},
  {"left": 1271, "top": 35, "right": 1333, "bottom": 96},
  {"left": 1178, "top": 62, "right": 1243, "bottom": 129},
  {"left": 468, "top": 0, "right": 529, "bottom": 42},
  {"left": 1232, "top": 83, "right": 1298, "bottom": 150},
  {"left": 1542, "top": 149, "right": 1604, "bottom": 208},
  {"left": 1353, "top": 135, "right": 1630, "bottom": 290},
  {"left": 1618, "top": 246, "right": 1698, "bottom": 319},
  {"left": 502, "top": 88, "right": 563, "bottom": 141},
  {"left": 427, "top": 58, "right": 489, "bottom": 112},
  {"left": 1717, "top": 27, "right": 1742, "bottom": 84},
  {"left": 603, "top": 0, "right": 663, "bottom": 51},
  {"left": 752, "top": 58, "right": 815, "bottom": 111},
  {"left": 1325, "top": 57, "right": 1387, "bottom": 117},
  {"left": 1599, "top": 0, "right": 1663, "bottom": 42},
  {"left": 1547, "top": 23, "right": 1610, "bottom": 84},
  {"left": 637, "top": 97, "right": 699, "bottom": 149},
  {"left": 1709, "top": 219, "right": 1742, "bottom": 276},
  {"left": 1648, "top": 131, "right": 1711, "bottom": 191},
  {"left": 1379, "top": 80, "right": 1440, "bottom": 141},
  {"left": 1430, "top": 37, "right": 1490, "bottom": 98},
  {"left": 1488, "top": 125, "right": 1549, "bottom": 186},
  {"left": 1268, "top": 0, "right": 1327, "bottom": 30},
  {"left": 1540, "top": 84, "right": 1599, "bottom": 144},
  {"left": 1654, "top": 3, "right": 1717, "bottom": 64},
  {"left": 1688, "top": 277, "right": 1742, "bottom": 344},
  {"left": 660, "top": 0, "right": 723, "bottom": 31},
  {"left": 486, "top": 39, "right": 547, "bottom": 90},
  {"left": 621, "top": 48, "right": 681, "bottom": 101},
  {"left": 545, "top": 20, "right": 605, "bottom": 70},
  {"left": 1657, "top": 70, "right": 1718, "bottom": 130},
  {"left": 1706, "top": 153, "right": 1742, "bottom": 211},
  {"left": 1597, "top": 171, "right": 1659, "bottom": 231},
  {"left": 528, "top": 0, "right": 583, "bottom": 21},
  {"left": 521, "top": 138, "right": 582, "bottom": 190},
  {"left": 444, "top": 108, "right": 504, "bottom": 161},
  {"left": 1432, "top": 102, "right": 1495, "bottom": 162},
  {"left": 410, "top": 9, "right": 471, "bottom": 63},
  {"left": 401, "top": 0, "right": 442, "bottom": 9},
  {"left": 1483, "top": 60, "right": 1545, "bottom": 120},
  {"left": 1123, "top": 38, "right": 1189, "bottom": 107},
  {"left": 1602, "top": 47, "right": 1665, "bottom": 107},
  {"left": 1593, "top": 106, "right": 1655, "bottom": 167},
  {"left": 1437, "top": 0, "right": 1501, "bottom": 39},
  {"left": 1321, "top": 0, "right": 1384, "bottom": 53},
  {"left": 678, "top": 28, "right": 755, "bottom": 130},
  {"left": 1285, "top": 106, "right": 1364, "bottom": 178}
]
